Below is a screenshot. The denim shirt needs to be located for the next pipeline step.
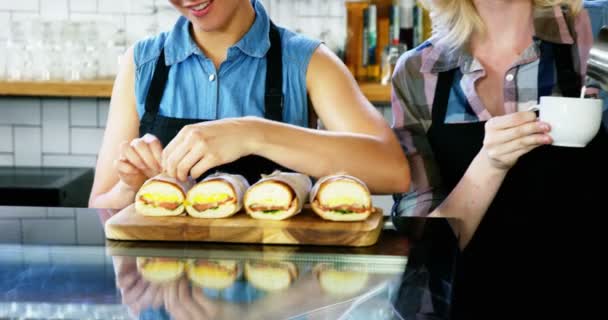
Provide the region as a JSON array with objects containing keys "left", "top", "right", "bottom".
[{"left": 133, "top": 0, "right": 321, "bottom": 127}]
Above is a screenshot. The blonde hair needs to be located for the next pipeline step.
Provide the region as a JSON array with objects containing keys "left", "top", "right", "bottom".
[{"left": 420, "top": 0, "right": 583, "bottom": 49}]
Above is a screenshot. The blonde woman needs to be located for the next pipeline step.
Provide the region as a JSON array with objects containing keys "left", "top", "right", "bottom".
[{"left": 391, "top": 0, "right": 607, "bottom": 317}]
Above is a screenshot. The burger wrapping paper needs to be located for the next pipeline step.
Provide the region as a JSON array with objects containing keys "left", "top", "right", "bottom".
[
  {"left": 201, "top": 172, "right": 250, "bottom": 210},
  {"left": 252, "top": 171, "right": 313, "bottom": 213}
]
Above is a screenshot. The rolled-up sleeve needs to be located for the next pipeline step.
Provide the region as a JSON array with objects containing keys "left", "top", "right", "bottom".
[{"left": 391, "top": 52, "right": 446, "bottom": 217}]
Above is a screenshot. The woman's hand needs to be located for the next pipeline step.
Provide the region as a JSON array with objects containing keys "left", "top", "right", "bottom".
[
  {"left": 481, "top": 111, "right": 552, "bottom": 170},
  {"left": 162, "top": 118, "right": 258, "bottom": 182},
  {"left": 112, "top": 256, "right": 164, "bottom": 317},
  {"left": 163, "top": 276, "right": 245, "bottom": 320},
  {"left": 115, "top": 134, "right": 163, "bottom": 190}
]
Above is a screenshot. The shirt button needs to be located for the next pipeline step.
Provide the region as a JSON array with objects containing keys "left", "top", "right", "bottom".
[
  {"left": 505, "top": 74, "right": 514, "bottom": 82},
  {"left": 209, "top": 74, "right": 216, "bottom": 82}
]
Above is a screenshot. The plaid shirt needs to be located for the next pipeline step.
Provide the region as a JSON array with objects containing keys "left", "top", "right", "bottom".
[{"left": 391, "top": 6, "right": 596, "bottom": 217}]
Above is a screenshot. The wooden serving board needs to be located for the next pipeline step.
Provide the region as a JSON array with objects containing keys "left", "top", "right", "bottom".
[{"left": 104, "top": 205, "right": 384, "bottom": 247}]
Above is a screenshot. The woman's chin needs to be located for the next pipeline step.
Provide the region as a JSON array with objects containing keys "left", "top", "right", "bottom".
[{"left": 189, "top": 18, "right": 226, "bottom": 33}]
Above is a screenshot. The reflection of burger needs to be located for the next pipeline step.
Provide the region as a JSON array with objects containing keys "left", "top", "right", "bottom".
[
  {"left": 136, "top": 257, "right": 186, "bottom": 283},
  {"left": 313, "top": 263, "right": 369, "bottom": 296},
  {"left": 187, "top": 260, "right": 240, "bottom": 290},
  {"left": 244, "top": 261, "right": 298, "bottom": 291}
]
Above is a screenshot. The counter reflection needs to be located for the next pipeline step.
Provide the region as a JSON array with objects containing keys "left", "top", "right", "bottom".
[{"left": 115, "top": 254, "right": 404, "bottom": 320}]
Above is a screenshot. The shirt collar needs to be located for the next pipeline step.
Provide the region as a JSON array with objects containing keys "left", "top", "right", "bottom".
[
  {"left": 232, "top": 0, "right": 271, "bottom": 58},
  {"left": 420, "top": 5, "right": 576, "bottom": 74},
  {"left": 163, "top": 0, "right": 270, "bottom": 66}
]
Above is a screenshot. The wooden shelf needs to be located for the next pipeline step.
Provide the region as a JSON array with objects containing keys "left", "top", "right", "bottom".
[
  {"left": 0, "top": 80, "right": 114, "bottom": 98},
  {"left": 0, "top": 80, "right": 391, "bottom": 103},
  {"left": 358, "top": 82, "right": 391, "bottom": 103}
]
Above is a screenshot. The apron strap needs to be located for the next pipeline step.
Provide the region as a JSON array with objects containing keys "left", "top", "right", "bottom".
[
  {"left": 265, "top": 22, "right": 284, "bottom": 122},
  {"left": 431, "top": 68, "right": 457, "bottom": 125},
  {"left": 538, "top": 41, "right": 581, "bottom": 99},
  {"left": 553, "top": 43, "right": 582, "bottom": 98},
  {"left": 143, "top": 49, "right": 170, "bottom": 120}
]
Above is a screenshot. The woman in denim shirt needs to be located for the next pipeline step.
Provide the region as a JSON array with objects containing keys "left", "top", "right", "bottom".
[{"left": 89, "top": 0, "right": 410, "bottom": 209}]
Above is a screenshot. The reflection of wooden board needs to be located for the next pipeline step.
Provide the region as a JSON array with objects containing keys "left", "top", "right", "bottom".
[{"left": 105, "top": 204, "right": 384, "bottom": 247}]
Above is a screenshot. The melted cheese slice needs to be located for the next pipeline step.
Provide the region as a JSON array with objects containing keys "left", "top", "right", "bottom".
[
  {"left": 191, "top": 193, "right": 230, "bottom": 204},
  {"left": 141, "top": 193, "right": 181, "bottom": 203}
]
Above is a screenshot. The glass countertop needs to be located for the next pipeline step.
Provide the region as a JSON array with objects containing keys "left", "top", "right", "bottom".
[{"left": 0, "top": 206, "right": 459, "bottom": 319}]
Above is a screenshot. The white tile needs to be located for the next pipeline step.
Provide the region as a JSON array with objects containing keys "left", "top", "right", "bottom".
[
  {"left": 11, "top": 12, "right": 40, "bottom": 21},
  {"left": 70, "top": 98, "right": 98, "bottom": 127},
  {"left": 47, "top": 208, "right": 76, "bottom": 218},
  {"left": 126, "top": 14, "right": 157, "bottom": 44},
  {"left": 298, "top": 17, "right": 324, "bottom": 40},
  {"left": 22, "top": 219, "right": 76, "bottom": 245},
  {"left": 76, "top": 209, "right": 105, "bottom": 245},
  {"left": 0, "top": 207, "right": 47, "bottom": 218},
  {"left": 329, "top": 0, "right": 345, "bottom": 17},
  {"left": 69, "top": 0, "right": 98, "bottom": 12},
  {"left": 43, "top": 154, "right": 97, "bottom": 168},
  {"left": 71, "top": 128, "right": 104, "bottom": 155},
  {"left": 97, "top": 0, "right": 129, "bottom": 13},
  {"left": 0, "top": 126, "right": 12, "bottom": 152},
  {"left": 296, "top": 0, "right": 325, "bottom": 16},
  {"left": 0, "top": 220, "right": 21, "bottom": 243},
  {"left": 40, "top": 0, "right": 69, "bottom": 20},
  {"left": 127, "top": 0, "right": 155, "bottom": 14},
  {"left": 0, "top": 12, "right": 10, "bottom": 41},
  {"left": 97, "top": 99, "right": 110, "bottom": 127},
  {"left": 14, "top": 127, "right": 42, "bottom": 166},
  {"left": 259, "top": 0, "right": 270, "bottom": 12},
  {"left": 158, "top": 10, "right": 180, "bottom": 33},
  {"left": 42, "top": 99, "right": 70, "bottom": 153},
  {"left": 70, "top": 13, "right": 126, "bottom": 31},
  {"left": 0, "top": 98, "right": 41, "bottom": 125},
  {"left": 0, "top": 154, "right": 14, "bottom": 166},
  {"left": 275, "top": 0, "right": 295, "bottom": 30},
  {"left": 267, "top": 0, "right": 280, "bottom": 21},
  {"left": 0, "top": 0, "right": 39, "bottom": 11}
]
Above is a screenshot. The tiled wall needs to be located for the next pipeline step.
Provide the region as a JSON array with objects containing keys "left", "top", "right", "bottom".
[
  {"left": 0, "top": 98, "right": 108, "bottom": 167},
  {"left": 0, "top": 207, "right": 106, "bottom": 245},
  {"left": 0, "top": 0, "right": 346, "bottom": 49}
]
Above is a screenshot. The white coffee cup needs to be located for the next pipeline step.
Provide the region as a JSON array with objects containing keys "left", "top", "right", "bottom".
[{"left": 535, "top": 96, "right": 603, "bottom": 148}]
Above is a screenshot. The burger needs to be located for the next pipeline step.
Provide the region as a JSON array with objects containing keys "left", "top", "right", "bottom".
[
  {"left": 136, "top": 257, "right": 186, "bottom": 284},
  {"left": 135, "top": 174, "right": 190, "bottom": 217},
  {"left": 185, "top": 174, "right": 249, "bottom": 219},
  {"left": 313, "top": 263, "right": 369, "bottom": 296},
  {"left": 186, "top": 259, "right": 240, "bottom": 290},
  {"left": 244, "top": 261, "right": 298, "bottom": 291},
  {"left": 310, "top": 175, "right": 373, "bottom": 222},
  {"left": 244, "top": 172, "right": 312, "bottom": 221}
]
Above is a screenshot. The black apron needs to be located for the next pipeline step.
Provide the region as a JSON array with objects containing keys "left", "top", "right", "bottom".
[
  {"left": 139, "top": 22, "right": 291, "bottom": 185},
  {"left": 426, "top": 41, "right": 608, "bottom": 318}
]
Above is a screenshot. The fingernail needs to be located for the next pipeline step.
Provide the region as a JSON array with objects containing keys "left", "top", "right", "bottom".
[{"left": 540, "top": 124, "right": 549, "bottom": 131}]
